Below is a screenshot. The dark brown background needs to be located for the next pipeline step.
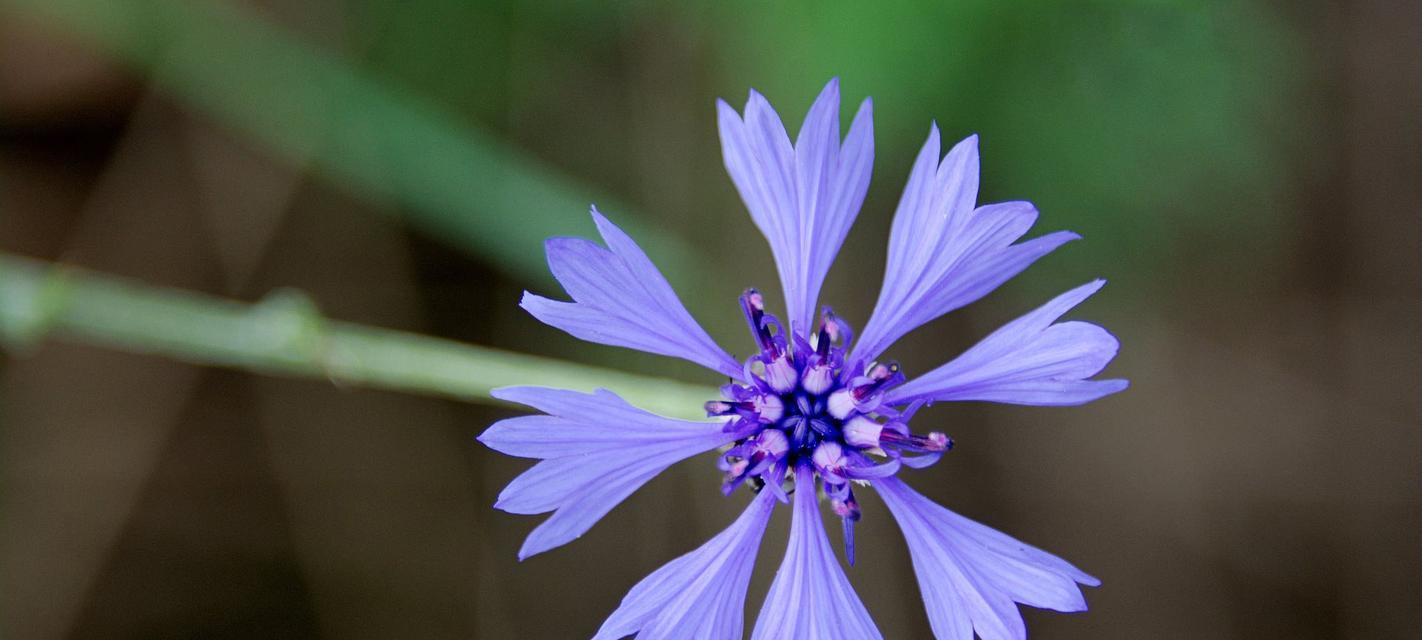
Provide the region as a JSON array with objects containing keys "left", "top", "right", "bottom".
[{"left": 2, "top": 1, "right": 1419, "bottom": 638}]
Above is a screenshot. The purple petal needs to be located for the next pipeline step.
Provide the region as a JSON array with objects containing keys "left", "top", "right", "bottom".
[
  {"left": 522, "top": 208, "right": 742, "bottom": 379},
  {"left": 479, "top": 387, "right": 739, "bottom": 559},
  {"left": 852, "top": 132, "right": 1078, "bottom": 362},
  {"left": 594, "top": 490, "right": 778, "bottom": 640},
  {"left": 875, "top": 477, "right": 1098, "bottom": 640},
  {"left": 886, "top": 280, "right": 1127, "bottom": 407},
  {"left": 750, "top": 464, "right": 882, "bottom": 640},
  {"left": 719, "top": 79, "right": 874, "bottom": 337}
]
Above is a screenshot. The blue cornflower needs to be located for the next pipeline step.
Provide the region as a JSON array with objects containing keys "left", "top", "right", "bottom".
[{"left": 479, "top": 78, "right": 1127, "bottom": 639}]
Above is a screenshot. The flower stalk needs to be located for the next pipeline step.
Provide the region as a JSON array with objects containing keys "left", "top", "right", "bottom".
[{"left": 0, "top": 253, "right": 717, "bottom": 419}]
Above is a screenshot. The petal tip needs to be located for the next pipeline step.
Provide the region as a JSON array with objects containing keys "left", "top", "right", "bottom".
[
  {"left": 1060, "top": 279, "right": 1107, "bottom": 303},
  {"left": 715, "top": 97, "right": 740, "bottom": 119},
  {"left": 517, "top": 535, "right": 553, "bottom": 562},
  {"left": 948, "top": 132, "right": 980, "bottom": 158}
]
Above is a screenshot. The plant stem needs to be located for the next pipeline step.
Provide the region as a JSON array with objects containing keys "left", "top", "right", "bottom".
[{"left": 0, "top": 254, "right": 717, "bottom": 420}]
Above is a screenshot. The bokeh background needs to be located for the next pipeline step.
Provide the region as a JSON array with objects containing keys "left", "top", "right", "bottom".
[{"left": 2, "top": 0, "right": 1419, "bottom": 638}]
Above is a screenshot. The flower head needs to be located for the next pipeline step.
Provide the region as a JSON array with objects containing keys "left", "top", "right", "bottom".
[{"left": 480, "top": 78, "right": 1126, "bottom": 638}]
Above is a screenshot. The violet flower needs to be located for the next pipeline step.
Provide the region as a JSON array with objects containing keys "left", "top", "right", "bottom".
[{"left": 480, "top": 78, "right": 1126, "bottom": 639}]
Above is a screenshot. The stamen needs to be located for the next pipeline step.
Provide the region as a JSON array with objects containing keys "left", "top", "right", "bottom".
[
  {"left": 829, "top": 485, "right": 861, "bottom": 566},
  {"left": 739, "top": 289, "right": 776, "bottom": 353},
  {"left": 843, "top": 416, "right": 951, "bottom": 453},
  {"left": 816, "top": 306, "right": 854, "bottom": 356},
  {"left": 826, "top": 362, "right": 906, "bottom": 419},
  {"left": 756, "top": 428, "right": 790, "bottom": 458},
  {"left": 705, "top": 393, "right": 783, "bottom": 424},
  {"left": 811, "top": 441, "right": 847, "bottom": 477},
  {"left": 827, "top": 388, "right": 857, "bottom": 420},
  {"left": 754, "top": 394, "right": 785, "bottom": 423},
  {"left": 879, "top": 427, "right": 952, "bottom": 453},
  {"left": 852, "top": 361, "right": 904, "bottom": 401},
  {"left": 718, "top": 290, "right": 943, "bottom": 512},
  {"left": 801, "top": 358, "right": 834, "bottom": 395},
  {"left": 704, "top": 400, "right": 737, "bottom": 416},
  {"left": 764, "top": 353, "right": 798, "bottom": 393},
  {"left": 842, "top": 415, "right": 883, "bottom": 448},
  {"left": 831, "top": 494, "right": 860, "bottom": 521},
  {"left": 720, "top": 430, "right": 789, "bottom": 495}
]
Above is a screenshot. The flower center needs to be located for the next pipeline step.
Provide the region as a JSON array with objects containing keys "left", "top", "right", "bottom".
[{"left": 706, "top": 289, "right": 952, "bottom": 564}]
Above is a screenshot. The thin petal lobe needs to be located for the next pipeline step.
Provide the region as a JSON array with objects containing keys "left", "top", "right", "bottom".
[
  {"left": 876, "top": 477, "right": 1098, "bottom": 640},
  {"left": 479, "top": 387, "right": 740, "bottom": 559},
  {"left": 719, "top": 79, "right": 874, "bottom": 337},
  {"left": 750, "top": 464, "right": 882, "bottom": 640},
  {"left": 522, "top": 208, "right": 742, "bottom": 379},
  {"left": 886, "top": 280, "right": 1127, "bottom": 407},
  {"left": 853, "top": 132, "right": 1077, "bottom": 362},
  {"left": 594, "top": 490, "right": 778, "bottom": 640}
]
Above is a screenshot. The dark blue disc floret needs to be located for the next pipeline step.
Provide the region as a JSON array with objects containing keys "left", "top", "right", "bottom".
[{"left": 710, "top": 289, "right": 952, "bottom": 564}]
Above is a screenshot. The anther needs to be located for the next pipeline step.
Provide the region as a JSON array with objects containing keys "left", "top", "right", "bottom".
[
  {"left": 706, "top": 394, "right": 784, "bottom": 424},
  {"left": 817, "top": 307, "right": 853, "bottom": 354},
  {"left": 705, "top": 400, "right": 737, "bottom": 417},
  {"left": 852, "top": 361, "right": 903, "bottom": 401},
  {"left": 879, "top": 427, "right": 952, "bottom": 453},
  {"left": 739, "top": 289, "right": 776, "bottom": 354},
  {"left": 843, "top": 416, "right": 951, "bottom": 453},
  {"left": 831, "top": 492, "right": 861, "bottom": 521}
]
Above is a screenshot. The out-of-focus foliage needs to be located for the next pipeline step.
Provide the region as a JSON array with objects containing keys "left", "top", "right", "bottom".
[
  {"left": 3, "top": 0, "right": 703, "bottom": 286},
  {"left": 5, "top": 0, "right": 1308, "bottom": 298},
  {"left": 710, "top": 0, "right": 1306, "bottom": 292},
  {"left": 0, "top": 0, "right": 1314, "bottom": 383}
]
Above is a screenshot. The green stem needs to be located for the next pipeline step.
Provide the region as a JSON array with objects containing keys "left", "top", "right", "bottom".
[{"left": 0, "top": 254, "right": 717, "bottom": 420}]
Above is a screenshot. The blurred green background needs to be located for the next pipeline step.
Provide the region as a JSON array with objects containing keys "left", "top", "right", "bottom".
[{"left": 1, "top": 0, "right": 1418, "bottom": 638}]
